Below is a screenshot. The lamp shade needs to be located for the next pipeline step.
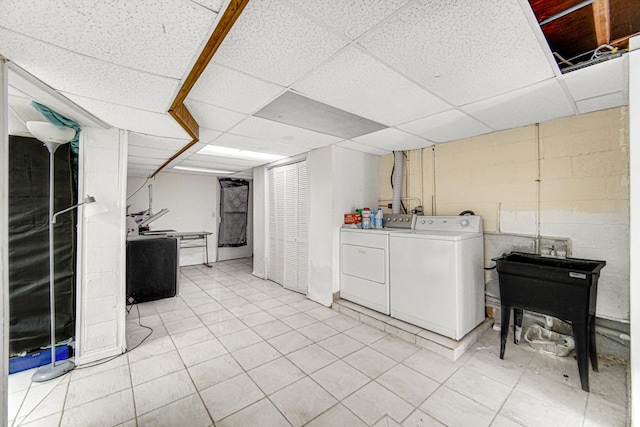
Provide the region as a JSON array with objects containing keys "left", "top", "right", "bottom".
[
  {"left": 83, "top": 198, "right": 108, "bottom": 217},
  {"left": 26, "top": 121, "right": 75, "bottom": 145}
]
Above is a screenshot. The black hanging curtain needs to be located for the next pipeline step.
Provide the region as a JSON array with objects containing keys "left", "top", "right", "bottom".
[
  {"left": 8, "top": 136, "right": 77, "bottom": 355},
  {"left": 218, "top": 178, "right": 249, "bottom": 248}
]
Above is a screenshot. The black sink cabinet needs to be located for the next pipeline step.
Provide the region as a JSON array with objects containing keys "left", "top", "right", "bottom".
[{"left": 493, "top": 252, "right": 606, "bottom": 392}]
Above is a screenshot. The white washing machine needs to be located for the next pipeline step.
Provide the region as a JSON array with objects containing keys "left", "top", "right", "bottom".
[
  {"left": 390, "top": 215, "right": 484, "bottom": 340},
  {"left": 340, "top": 214, "right": 414, "bottom": 315}
]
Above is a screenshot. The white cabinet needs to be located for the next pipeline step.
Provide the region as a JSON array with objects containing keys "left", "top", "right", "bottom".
[{"left": 268, "top": 162, "right": 308, "bottom": 294}]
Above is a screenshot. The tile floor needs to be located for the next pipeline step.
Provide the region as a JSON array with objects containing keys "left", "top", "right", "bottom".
[{"left": 8, "top": 258, "right": 629, "bottom": 426}]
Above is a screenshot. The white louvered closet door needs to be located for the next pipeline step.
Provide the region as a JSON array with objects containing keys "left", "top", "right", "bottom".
[{"left": 267, "top": 161, "right": 308, "bottom": 294}]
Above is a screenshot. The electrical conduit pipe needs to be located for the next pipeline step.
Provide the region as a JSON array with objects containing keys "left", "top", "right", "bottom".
[{"left": 392, "top": 151, "right": 404, "bottom": 214}]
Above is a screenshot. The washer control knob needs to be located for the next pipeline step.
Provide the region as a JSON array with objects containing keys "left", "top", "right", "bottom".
[
  {"left": 428, "top": 220, "right": 434, "bottom": 224},
  {"left": 419, "top": 219, "right": 426, "bottom": 225},
  {"left": 460, "top": 219, "right": 470, "bottom": 228}
]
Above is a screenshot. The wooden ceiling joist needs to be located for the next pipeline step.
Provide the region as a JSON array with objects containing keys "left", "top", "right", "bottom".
[
  {"left": 592, "top": 0, "right": 611, "bottom": 45},
  {"left": 151, "top": 0, "right": 250, "bottom": 178}
]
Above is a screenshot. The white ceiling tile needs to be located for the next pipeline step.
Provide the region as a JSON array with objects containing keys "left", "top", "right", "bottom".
[
  {"left": 7, "top": 94, "right": 46, "bottom": 124},
  {"left": 198, "top": 128, "right": 223, "bottom": 145},
  {"left": 359, "top": 0, "right": 555, "bottom": 105},
  {"left": 576, "top": 92, "right": 627, "bottom": 115},
  {"left": 190, "top": 63, "right": 285, "bottom": 114},
  {"left": 0, "top": 0, "right": 216, "bottom": 78},
  {"left": 293, "top": 47, "right": 450, "bottom": 126},
  {"left": 337, "top": 140, "right": 391, "bottom": 156},
  {"left": 179, "top": 155, "right": 261, "bottom": 169},
  {"left": 230, "top": 116, "right": 342, "bottom": 149},
  {"left": 352, "top": 128, "right": 433, "bottom": 151},
  {"left": 127, "top": 156, "right": 166, "bottom": 166},
  {"left": 0, "top": 29, "right": 180, "bottom": 112},
  {"left": 213, "top": 0, "right": 347, "bottom": 85},
  {"left": 562, "top": 56, "right": 627, "bottom": 101},
  {"left": 213, "top": 133, "right": 309, "bottom": 157},
  {"left": 285, "top": 0, "right": 410, "bottom": 40},
  {"left": 128, "top": 168, "right": 154, "bottom": 178},
  {"left": 398, "top": 110, "right": 493, "bottom": 143},
  {"left": 128, "top": 145, "right": 176, "bottom": 160},
  {"left": 184, "top": 99, "right": 248, "bottom": 132},
  {"left": 63, "top": 93, "right": 189, "bottom": 139},
  {"left": 128, "top": 133, "right": 190, "bottom": 151},
  {"left": 462, "top": 79, "right": 575, "bottom": 130},
  {"left": 191, "top": 0, "right": 224, "bottom": 12}
]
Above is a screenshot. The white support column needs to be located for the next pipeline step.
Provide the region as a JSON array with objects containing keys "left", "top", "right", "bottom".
[
  {"left": 75, "top": 127, "right": 127, "bottom": 364},
  {"left": 1, "top": 57, "right": 9, "bottom": 427},
  {"left": 629, "top": 36, "right": 640, "bottom": 426}
]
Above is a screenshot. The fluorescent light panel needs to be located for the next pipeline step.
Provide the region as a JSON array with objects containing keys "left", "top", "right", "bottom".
[
  {"left": 198, "top": 145, "right": 285, "bottom": 162},
  {"left": 173, "top": 166, "right": 234, "bottom": 174}
]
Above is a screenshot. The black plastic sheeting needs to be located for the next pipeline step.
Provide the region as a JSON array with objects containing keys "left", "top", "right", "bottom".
[
  {"left": 9, "top": 136, "right": 77, "bottom": 356},
  {"left": 218, "top": 178, "right": 249, "bottom": 248}
]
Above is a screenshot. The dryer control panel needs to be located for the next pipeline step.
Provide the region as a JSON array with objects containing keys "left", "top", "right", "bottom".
[{"left": 414, "top": 215, "right": 482, "bottom": 233}]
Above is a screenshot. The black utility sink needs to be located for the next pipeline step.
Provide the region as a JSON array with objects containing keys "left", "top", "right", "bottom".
[{"left": 493, "top": 251, "right": 606, "bottom": 392}]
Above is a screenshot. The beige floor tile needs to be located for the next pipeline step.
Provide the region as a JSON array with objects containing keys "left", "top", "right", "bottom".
[
  {"left": 270, "top": 377, "right": 337, "bottom": 426},
  {"left": 130, "top": 350, "right": 184, "bottom": 386},
  {"left": 239, "top": 310, "right": 277, "bottom": 327},
  {"left": 499, "top": 389, "right": 582, "bottom": 427},
  {"left": 178, "top": 338, "right": 228, "bottom": 367},
  {"left": 401, "top": 409, "right": 446, "bottom": 426},
  {"left": 306, "top": 404, "right": 367, "bottom": 427},
  {"left": 515, "top": 370, "right": 587, "bottom": 413},
  {"left": 342, "top": 381, "right": 414, "bottom": 425},
  {"left": 248, "top": 357, "right": 306, "bottom": 395},
  {"left": 164, "top": 317, "right": 205, "bottom": 335},
  {"left": 17, "top": 380, "right": 68, "bottom": 425},
  {"left": 199, "top": 309, "right": 236, "bottom": 326},
  {"left": 8, "top": 368, "right": 37, "bottom": 393},
  {"left": 253, "top": 297, "right": 285, "bottom": 310},
  {"left": 222, "top": 297, "right": 252, "bottom": 310},
  {"left": 471, "top": 344, "right": 534, "bottom": 388},
  {"left": 402, "top": 349, "right": 463, "bottom": 384},
  {"left": 297, "top": 322, "right": 339, "bottom": 342},
  {"left": 133, "top": 370, "right": 196, "bottom": 416},
  {"left": 444, "top": 365, "right": 513, "bottom": 411},
  {"left": 306, "top": 306, "right": 339, "bottom": 321},
  {"left": 136, "top": 393, "right": 211, "bottom": 427},
  {"left": 126, "top": 335, "right": 176, "bottom": 364},
  {"left": 231, "top": 341, "right": 281, "bottom": 370},
  {"left": 217, "top": 397, "right": 290, "bottom": 427},
  {"left": 207, "top": 318, "right": 248, "bottom": 336},
  {"left": 289, "top": 299, "right": 322, "bottom": 312},
  {"left": 9, "top": 388, "right": 28, "bottom": 423},
  {"left": 311, "top": 360, "right": 370, "bottom": 400},
  {"left": 60, "top": 389, "right": 135, "bottom": 427},
  {"left": 188, "top": 354, "right": 244, "bottom": 391},
  {"left": 267, "top": 305, "right": 300, "bottom": 318},
  {"left": 583, "top": 393, "right": 628, "bottom": 427},
  {"left": 344, "top": 347, "right": 397, "bottom": 379},
  {"left": 281, "top": 312, "right": 318, "bottom": 329},
  {"left": 420, "top": 386, "right": 495, "bottom": 427},
  {"left": 252, "top": 319, "right": 293, "bottom": 340},
  {"left": 322, "top": 313, "right": 361, "bottom": 332},
  {"left": 21, "top": 412, "right": 62, "bottom": 427},
  {"left": 317, "top": 333, "right": 365, "bottom": 358},
  {"left": 286, "top": 344, "right": 338, "bottom": 375},
  {"left": 489, "top": 414, "right": 524, "bottom": 427},
  {"left": 588, "top": 358, "right": 629, "bottom": 406},
  {"left": 268, "top": 331, "right": 313, "bottom": 355},
  {"left": 217, "top": 328, "right": 263, "bottom": 352},
  {"left": 377, "top": 364, "right": 439, "bottom": 407},
  {"left": 228, "top": 303, "right": 262, "bottom": 317},
  {"left": 66, "top": 365, "right": 131, "bottom": 409},
  {"left": 370, "top": 335, "right": 420, "bottom": 362},
  {"left": 373, "top": 415, "right": 402, "bottom": 426},
  {"left": 344, "top": 324, "right": 388, "bottom": 345},
  {"left": 170, "top": 326, "right": 215, "bottom": 348},
  {"left": 200, "top": 373, "right": 264, "bottom": 421},
  {"left": 14, "top": 378, "right": 66, "bottom": 420}
]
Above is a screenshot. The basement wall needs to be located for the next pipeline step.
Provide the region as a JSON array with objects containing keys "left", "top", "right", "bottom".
[
  {"left": 126, "top": 172, "right": 218, "bottom": 266},
  {"left": 380, "top": 107, "right": 629, "bottom": 323}
]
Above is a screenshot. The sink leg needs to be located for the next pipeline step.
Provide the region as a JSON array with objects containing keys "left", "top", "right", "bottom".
[
  {"left": 514, "top": 309, "right": 524, "bottom": 345},
  {"left": 500, "top": 305, "right": 510, "bottom": 359},
  {"left": 589, "top": 315, "right": 598, "bottom": 372},
  {"left": 573, "top": 322, "right": 590, "bottom": 392}
]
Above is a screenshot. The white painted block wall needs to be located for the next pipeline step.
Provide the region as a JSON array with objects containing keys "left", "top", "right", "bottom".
[
  {"left": 126, "top": 172, "right": 218, "bottom": 266},
  {"left": 76, "top": 127, "right": 127, "bottom": 364}
]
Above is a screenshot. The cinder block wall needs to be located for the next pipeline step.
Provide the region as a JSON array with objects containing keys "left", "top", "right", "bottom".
[{"left": 379, "top": 107, "right": 629, "bottom": 323}]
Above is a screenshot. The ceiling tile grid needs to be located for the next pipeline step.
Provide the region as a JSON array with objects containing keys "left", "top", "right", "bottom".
[
  {"left": 292, "top": 46, "right": 451, "bottom": 126},
  {"left": 562, "top": 56, "right": 628, "bottom": 102},
  {"left": 575, "top": 92, "right": 627, "bottom": 115},
  {"left": 462, "top": 79, "right": 576, "bottom": 131},
  {"left": 337, "top": 140, "right": 392, "bottom": 156},
  {"left": 0, "top": 29, "right": 180, "bottom": 113},
  {"left": 358, "top": 0, "right": 556, "bottom": 105},
  {"left": 208, "top": 133, "right": 309, "bottom": 157},
  {"left": 128, "top": 133, "right": 191, "bottom": 152},
  {"left": 128, "top": 145, "right": 179, "bottom": 160},
  {"left": 398, "top": 109, "right": 494, "bottom": 143},
  {"left": 212, "top": 0, "right": 348, "bottom": 86},
  {"left": 0, "top": 0, "right": 217, "bottom": 79},
  {"left": 284, "top": 0, "right": 410, "bottom": 40},
  {"left": 189, "top": 63, "right": 285, "bottom": 114},
  {"left": 184, "top": 99, "right": 248, "bottom": 132},
  {"left": 63, "top": 94, "right": 190, "bottom": 139},
  {"left": 352, "top": 127, "right": 434, "bottom": 151},
  {"left": 229, "top": 116, "right": 343, "bottom": 150}
]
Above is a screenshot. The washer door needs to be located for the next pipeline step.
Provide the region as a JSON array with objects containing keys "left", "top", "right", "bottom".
[{"left": 342, "top": 244, "right": 386, "bottom": 284}]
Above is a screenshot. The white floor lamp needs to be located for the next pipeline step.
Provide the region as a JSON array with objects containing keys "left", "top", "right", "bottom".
[{"left": 25, "top": 121, "right": 104, "bottom": 382}]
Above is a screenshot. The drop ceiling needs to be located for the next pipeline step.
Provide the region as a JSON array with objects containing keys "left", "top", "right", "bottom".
[{"left": 0, "top": 0, "right": 635, "bottom": 178}]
